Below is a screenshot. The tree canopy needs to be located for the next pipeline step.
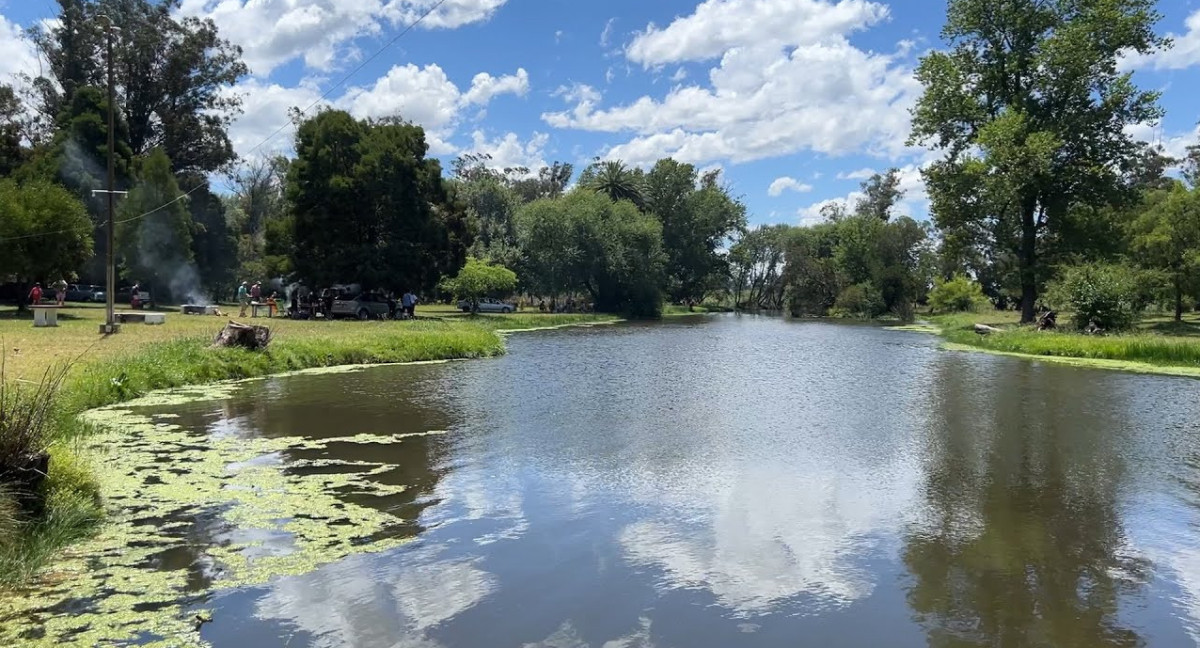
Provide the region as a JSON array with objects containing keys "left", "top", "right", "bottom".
[
  {"left": 910, "top": 0, "right": 1167, "bottom": 322},
  {"left": 0, "top": 179, "right": 92, "bottom": 287},
  {"left": 440, "top": 257, "right": 518, "bottom": 310}
]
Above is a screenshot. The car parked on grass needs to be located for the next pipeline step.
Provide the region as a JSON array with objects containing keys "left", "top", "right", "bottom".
[
  {"left": 457, "top": 297, "right": 517, "bottom": 313},
  {"left": 65, "top": 284, "right": 105, "bottom": 302},
  {"left": 331, "top": 293, "right": 392, "bottom": 320}
]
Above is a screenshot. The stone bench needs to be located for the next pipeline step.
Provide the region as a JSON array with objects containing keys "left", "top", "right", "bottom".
[
  {"left": 115, "top": 311, "right": 165, "bottom": 325},
  {"left": 31, "top": 305, "right": 60, "bottom": 327}
]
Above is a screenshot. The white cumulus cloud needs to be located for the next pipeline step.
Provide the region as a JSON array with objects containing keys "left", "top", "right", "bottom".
[
  {"left": 176, "top": 0, "right": 509, "bottom": 77},
  {"left": 625, "top": 0, "right": 889, "bottom": 66},
  {"left": 466, "top": 131, "right": 550, "bottom": 174},
  {"left": 1121, "top": 9, "right": 1200, "bottom": 71},
  {"left": 767, "top": 176, "right": 813, "bottom": 196}
]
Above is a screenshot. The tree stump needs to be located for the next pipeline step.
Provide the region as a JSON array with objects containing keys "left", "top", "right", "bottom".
[
  {"left": 213, "top": 321, "right": 272, "bottom": 350},
  {"left": 1037, "top": 310, "right": 1057, "bottom": 331}
]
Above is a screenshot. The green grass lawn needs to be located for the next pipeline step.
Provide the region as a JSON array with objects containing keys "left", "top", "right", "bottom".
[
  {"left": 0, "top": 302, "right": 617, "bottom": 586},
  {"left": 927, "top": 309, "right": 1200, "bottom": 371}
]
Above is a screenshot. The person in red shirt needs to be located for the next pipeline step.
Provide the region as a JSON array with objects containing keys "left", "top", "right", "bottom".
[{"left": 28, "top": 283, "right": 43, "bottom": 305}]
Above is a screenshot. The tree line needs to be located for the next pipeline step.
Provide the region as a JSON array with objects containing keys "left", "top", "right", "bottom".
[{"left": 4, "top": 0, "right": 1200, "bottom": 326}]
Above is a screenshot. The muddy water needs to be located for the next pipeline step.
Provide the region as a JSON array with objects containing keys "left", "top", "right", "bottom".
[{"left": 7, "top": 315, "right": 1200, "bottom": 647}]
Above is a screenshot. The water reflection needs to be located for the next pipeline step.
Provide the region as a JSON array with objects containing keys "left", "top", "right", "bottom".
[{"left": 905, "top": 354, "right": 1149, "bottom": 647}]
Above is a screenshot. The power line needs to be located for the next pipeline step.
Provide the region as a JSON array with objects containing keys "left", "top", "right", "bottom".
[{"left": 0, "top": 0, "right": 448, "bottom": 244}]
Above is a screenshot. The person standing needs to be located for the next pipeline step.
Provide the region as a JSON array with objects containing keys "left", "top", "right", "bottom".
[
  {"left": 402, "top": 290, "right": 416, "bottom": 319},
  {"left": 237, "top": 281, "right": 249, "bottom": 317},
  {"left": 250, "top": 282, "right": 262, "bottom": 317},
  {"left": 28, "top": 283, "right": 43, "bottom": 305},
  {"left": 53, "top": 278, "right": 67, "bottom": 306},
  {"left": 130, "top": 283, "right": 141, "bottom": 310}
]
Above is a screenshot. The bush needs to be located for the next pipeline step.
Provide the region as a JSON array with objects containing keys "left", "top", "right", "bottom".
[
  {"left": 831, "top": 282, "right": 886, "bottom": 318},
  {"left": 928, "top": 274, "right": 988, "bottom": 313},
  {"left": 1046, "top": 263, "right": 1149, "bottom": 331}
]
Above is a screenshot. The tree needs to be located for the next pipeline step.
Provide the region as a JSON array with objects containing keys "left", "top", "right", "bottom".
[
  {"left": 730, "top": 225, "right": 792, "bottom": 311},
  {"left": 17, "top": 85, "right": 134, "bottom": 284},
  {"left": 1130, "top": 183, "right": 1200, "bottom": 321},
  {"left": 854, "top": 168, "right": 903, "bottom": 221},
  {"left": 116, "top": 148, "right": 195, "bottom": 302},
  {"left": 582, "top": 160, "right": 645, "bottom": 208},
  {"left": 29, "top": 0, "right": 247, "bottom": 174},
  {"left": 287, "top": 110, "right": 463, "bottom": 293},
  {"left": 439, "top": 257, "right": 518, "bottom": 312},
  {"left": 909, "top": 0, "right": 1167, "bottom": 323},
  {"left": 644, "top": 159, "right": 747, "bottom": 302},
  {"left": 0, "top": 85, "right": 27, "bottom": 176},
  {"left": 516, "top": 190, "right": 665, "bottom": 316},
  {"left": 186, "top": 180, "right": 237, "bottom": 301},
  {"left": 0, "top": 179, "right": 92, "bottom": 308}
]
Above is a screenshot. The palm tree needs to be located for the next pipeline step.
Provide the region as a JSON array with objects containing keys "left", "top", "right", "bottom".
[{"left": 586, "top": 160, "right": 644, "bottom": 208}]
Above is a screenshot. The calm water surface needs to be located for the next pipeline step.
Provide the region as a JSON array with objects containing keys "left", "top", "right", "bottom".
[{"left": 29, "top": 316, "right": 1200, "bottom": 646}]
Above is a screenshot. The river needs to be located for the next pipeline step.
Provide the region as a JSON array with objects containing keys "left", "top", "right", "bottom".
[{"left": 8, "top": 314, "right": 1200, "bottom": 646}]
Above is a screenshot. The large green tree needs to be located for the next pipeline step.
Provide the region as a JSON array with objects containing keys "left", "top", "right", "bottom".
[
  {"left": 910, "top": 0, "right": 1167, "bottom": 322},
  {"left": 116, "top": 148, "right": 195, "bottom": 302},
  {"left": 729, "top": 224, "right": 793, "bottom": 311},
  {"left": 287, "top": 110, "right": 465, "bottom": 293},
  {"left": 643, "top": 159, "right": 747, "bottom": 302},
  {"left": 0, "top": 85, "right": 27, "bottom": 176},
  {"left": 29, "top": 0, "right": 246, "bottom": 174},
  {"left": 516, "top": 190, "right": 665, "bottom": 316},
  {"left": 0, "top": 179, "right": 92, "bottom": 304},
  {"left": 440, "top": 257, "right": 519, "bottom": 312},
  {"left": 1130, "top": 182, "right": 1200, "bottom": 321}
]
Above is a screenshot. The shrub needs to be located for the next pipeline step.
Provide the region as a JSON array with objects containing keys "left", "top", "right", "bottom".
[
  {"left": 1046, "top": 263, "right": 1149, "bottom": 331},
  {"left": 831, "top": 281, "right": 886, "bottom": 318},
  {"left": 928, "top": 274, "right": 988, "bottom": 313}
]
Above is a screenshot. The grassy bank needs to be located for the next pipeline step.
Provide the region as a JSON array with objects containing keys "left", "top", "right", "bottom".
[
  {"left": 927, "top": 310, "right": 1200, "bottom": 375},
  {"left": 0, "top": 304, "right": 616, "bottom": 585}
]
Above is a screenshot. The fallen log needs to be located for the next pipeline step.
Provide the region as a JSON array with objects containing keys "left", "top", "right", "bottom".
[
  {"left": 974, "top": 323, "right": 1003, "bottom": 335},
  {"left": 213, "top": 320, "right": 271, "bottom": 350}
]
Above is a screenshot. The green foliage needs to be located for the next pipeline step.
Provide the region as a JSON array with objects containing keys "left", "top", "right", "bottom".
[
  {"left": 910, "top": 0, "right": 1167, "bottom": 322},
  {"left": 644, "top": 159, "right": 746, "bottom": 302},
  {"left": 582, "top": 160, "right": 645, "bottom": 208},
  {"left": 854, "top": 169, "right": 903, "bottom": 221},
  {"left": 831, "top": 281, "right": 886, "bottom": 319},
  {"left": 116, "top": 148, "right": 194, "bottom": 301},
  {"left": 781, "top": 214, "right": 931, "bottom": 319},
  {"left": 1046, "top": 263, "right": 1152, "bottom": 331},
  {"left": 29, "top": 0, "right": 247, "bottom": 174},
  {"left": 1129, "top": 183, "right": 1200, "bottom": 320},
  {"left": 0, "top": 85, "right": 26, "bottom": 176},
  {"left": 515, "top": 190, "right": 665, "bottom": 316},
  {"left": 187, "top": 182, "right": 237, "bottom": 300},
  {"left": 440, "top": 257, "right": 518, "bottom": 309},
  {"left": 287, "top": 110, "right": 464, "bottom": 292},
  {"left": 928, "top": 274, "right": 987, "bottom": 313},
  {"left": 730, "top": 224, "right": 792, "bottom": 311},
  {"left": 0, "top": 179, "right": 92, "bottom": 283}
]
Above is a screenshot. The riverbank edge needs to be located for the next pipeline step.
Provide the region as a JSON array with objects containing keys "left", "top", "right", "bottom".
[
  {"left": 1, "top": 314, "right": 617, "bottom": 587},
  {"left": 889, "top": 318, "right": 1200, "bottom": 379}
]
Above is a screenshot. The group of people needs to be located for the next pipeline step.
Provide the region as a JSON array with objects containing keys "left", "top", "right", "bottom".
[
  {"left": 236, "top": 280, "right": 419, "bottom": 320},
  {"left": 26, "top": 279, "right": 68, "bottom": 306},
  {"left": 537, "top": 296, "right": 590, "bottom": 313}
]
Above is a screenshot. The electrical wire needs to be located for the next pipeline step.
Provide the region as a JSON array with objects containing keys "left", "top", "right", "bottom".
[{"left": 0, "top": 0, "right": 449, "bottom": 243}]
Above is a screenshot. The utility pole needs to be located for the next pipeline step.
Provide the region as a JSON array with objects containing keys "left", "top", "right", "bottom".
[{"left": 93, "top": 16, "right": 125, "bottom": 334}]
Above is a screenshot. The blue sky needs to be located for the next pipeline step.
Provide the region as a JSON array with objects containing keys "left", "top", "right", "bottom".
[{"left": 2, "top": 0, "right": 1199, "bottom": 226}]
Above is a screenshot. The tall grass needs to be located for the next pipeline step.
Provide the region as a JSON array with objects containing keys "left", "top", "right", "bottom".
[{"left": 937, "top": 316, "right": 1200, "bottom": 367}]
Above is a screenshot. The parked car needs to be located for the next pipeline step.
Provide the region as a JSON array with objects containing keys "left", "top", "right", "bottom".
[
  {"left": 115, "top": 286, "right": 154, "bottom": 309},
  {"left": 331, "top": 293, "right": 392, "bottom": 320},
  {"left": 458, "top": 297, "right": 517, "bottom": 313},
  {"left": 65, "top": 284, "right": 105, "bottom": 303}
]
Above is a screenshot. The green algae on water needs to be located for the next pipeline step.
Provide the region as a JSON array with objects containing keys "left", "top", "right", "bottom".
[{"left": 0, "top": 402, "right": 440, "bottom": 646}]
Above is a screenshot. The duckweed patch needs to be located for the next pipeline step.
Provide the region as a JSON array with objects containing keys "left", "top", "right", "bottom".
[{"left": 0, "top": 400, "right": 444, "bottom": 645}]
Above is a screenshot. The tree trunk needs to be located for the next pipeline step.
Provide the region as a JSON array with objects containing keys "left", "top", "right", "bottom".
[
  {"left": 1176, "top": 277, "right": 1184, "bottom": 322},
  {"left": 1019, "top": 205, "right": 1038, "bottom": 324}
]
